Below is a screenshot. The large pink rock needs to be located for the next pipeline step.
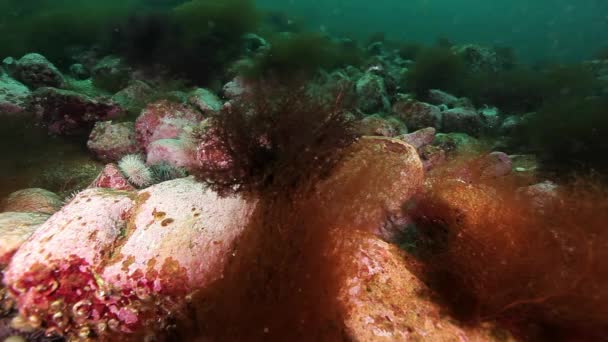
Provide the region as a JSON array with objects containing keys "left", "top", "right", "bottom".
[
  {"left": 392, "top": 100, "right": 442, "bottom": 131},
  {"left": 103, "top": 178, "right": 257, "bottom": 293},
  {"left": 3, "top": 179, "right": 256, "bottom": 339},
  {"left": 135, "top": 100, "right": 203, "bottom": 151},
  {"left": 1, "top": 188, "right": 62, "bottom": 215},
  {"left": 88, "top": 163, "right": 136, "bottom": 191},
  {"left": 0, "top": 212, "right": 49, "bottom": 266},
  {"left": 146, "top": 138, "right": 196, "bottom": 169},
  {"left": 87, "top": 121, "right": 141, "bottom": 163},
  {"left": 332, "top": 229, "right": 511, "bottom": 341},
  {"left": 313, "top": 137, "right": 424, "bottom": 241}
]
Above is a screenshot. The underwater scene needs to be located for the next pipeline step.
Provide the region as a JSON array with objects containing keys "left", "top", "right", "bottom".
[{"left": 0, "top": 0, "right": 607, "bottom": 341}]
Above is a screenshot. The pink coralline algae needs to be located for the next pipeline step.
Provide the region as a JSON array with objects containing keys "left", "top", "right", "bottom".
[
  {"left": 3, "top": 179, "right": 256, "bottom": 339},
  {"left": 134, "top": 100, "right": 203, "bottom": 151}
]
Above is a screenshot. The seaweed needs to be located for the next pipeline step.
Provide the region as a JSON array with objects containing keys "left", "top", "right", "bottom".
[
  {"left": 191, "top": 80, "right": 357, "bottom": 195},
  {"left": 407, "top": 156, "right": 608, "bottom": 340},
  {"left": 518, "top": 96, "right": 608, "bottom": 174},
  {"left": 405, "top": 47, "right": 466, "bottom": 98},
  {"left": 239, "top": 32, "right": 363, "bottom": 80}
]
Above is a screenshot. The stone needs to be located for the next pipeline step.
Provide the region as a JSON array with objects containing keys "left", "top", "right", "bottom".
[
  {"left": 481, "top": 151, "right": 513, "bottom": 178},
  {"left": 111, "top": 80, "right": 154, "bottom": 114},
  {"left": 314, "top": 136, "right": 424, "bottom": 240},
  {"left": 135, "top": 100, "right": 203, "bottom": 151},
  {"left": 12, "top": 53, "right": 65, "bottom": 89},
  {"left": 88, "top": 163, "right": 136, "bottom": 191},
  {"left": 0, "top": 74, "right": 30, "bottom": 115},
  {"left": 427, "top": 89, "right": 471, "bottom": 108},
  {"left": 355, "top": 73, "right": 390, "bottom": 114},
  {"left": 29, "top": 87, "right": 125, "bottom": 136},
  {"left": 3, "top": 179, "right": 257, "bottom": 339},
  {"left": 1, "top": 188, "right": 62, "bottom": 215},
  {"left": 68, "top": 63, "right": 89, "bottom": 80},
  {"left": 188, "top": 88, "right": 223, "bottom": 115},
  {"left": 0, "top": 212, "right": 49, "bottom": 266},
  {"left": 146, "top": 138, "right": 197, "bottom": 170},
  {"left": 355, "top": 115, "right": 406, "bottom": 137},
  {"left": 399, "top": 127, "right": 436, "bottom": 150},
  {"left": 91, "top": 56, "right": 132, "bottom": 92},
  {"left": 87, "top": 121, "right": 141, "bottom": 163},
  {"left": 223, "top": 77, "right": 250, "bottom": 100},
  {"left": 433, "top": 132, "right": 481, "bottom": 155},
  {"left": 332, "top": 229, "right": 512, "bottom": 341},
  {"left": 392, "top": 100, "right": 442, "bottom": 131},
  {"left": 442, "top": 107, "right": 483, "bottom": 136}
]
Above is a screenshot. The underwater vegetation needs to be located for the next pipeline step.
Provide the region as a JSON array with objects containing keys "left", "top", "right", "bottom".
[
  {"left": 519, "top": 96, "right": 608, "bottom": 173},
  {"left": 407, "top": 157, "right": 608, "bottom": 340},
  {"left": 405, "top": 47, "right": 466, "bottom": 99},
  {"left": 238, "top": 32, "right": 363, "bottom": 80},
  {"left": 193, "top": 81, "right": 357, "bottom": 194}
]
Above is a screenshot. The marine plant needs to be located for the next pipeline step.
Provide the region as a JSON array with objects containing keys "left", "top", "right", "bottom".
[
  {"left": 239, "top": 32, "right": 363, "bottom": 80},
  {"left": 407, "top": 156, "right": 608, "bottom": 340},
  {"left": 518, "top": 96, "right": 608, "bottom": 173},
  {"left": 192, "top": 80, "right": 357, "bottom": 194},
  {"left": 405, "top": 47, "right": 466, "bottom": 98},
  {"left": 111, "top": 0, "right": 259, "bottom": 83}
]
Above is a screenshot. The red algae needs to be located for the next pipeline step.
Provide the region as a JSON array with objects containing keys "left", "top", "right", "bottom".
[{"left": 407, "top": 155, "right": 608, "bottom": 340}]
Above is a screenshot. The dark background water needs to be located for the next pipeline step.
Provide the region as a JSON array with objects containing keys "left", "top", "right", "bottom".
[{"left": 257, "top": 0, "right": 608, "bottom": 63}]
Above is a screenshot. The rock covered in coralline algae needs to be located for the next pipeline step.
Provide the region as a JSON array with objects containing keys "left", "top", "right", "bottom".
[
  {"left": 3, "top": 178, "right": 256, "bottom": 339},
  {"left": 0, "top": 189, "right": 62, "bottom": 215},
  {"left": 188, "top": 88, "right": 223, "bottom": 115},
  {"left": 12, "top": 53, "right": 65, "bottom": 89},
  {"left": 88, "top": 163, "right": 136, "bottom": 191},
  {"left": 29, "top": 87, "right": 124, "bottom": 136},
  {"left": 135, "top": 100, "right": 203, "bottom": 151},
  {"left": 0, "top": 74, "right": 31, "bottom": 115},
  {"left": 0, "top": 212, "right": 50, "bottom": 266},
  {"left": 87, "top": 121, "right": 141, "bottom": 163},
  {"left": 146, "top": 138, "right": 197, "bottom": 170},
  {"left": 332, "top": 229, "right": 512, "bottom": 341},
  {"left": 314, "top": 136, "right": 424, "bottom": 241}
]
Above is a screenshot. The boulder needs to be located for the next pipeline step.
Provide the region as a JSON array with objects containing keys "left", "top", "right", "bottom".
[
  {"left": 87, "top": 121, "right": 141, "bottom": 163},
  {"left": 0, "top": 74, "right": 31, "bottom": 115},
  {"left": 3, "top": 179, "right": 257, "bottom": 339},
  {"left": 392, "top": 100, "right": 442, "bottom": 131},
  {"left": 1, "top": 189, "right": 62, "bottom": 215},
  {"left": 29, "top": 87, "right": 124, "bottom": 136},
  {"left": 111, "top": 80, "right": 154, "bottom": 114},
  {"left": 355, "top": 115, "right": 406, "bottom": 137},
  {"left": 0, "top": 212, "right": 49, "bottom": 266},
  {"left": 88, "top": 163, "right": 136, "bottom": 191},
  {"left": 355, "top": 73, "right": 390, "bottom": 114},
  {"left": 135, "top": 100, "right": 203, "bottom": 151},
  {"left": 433, "top": 132, "right": 481, "bottom": 155},
  {"left": 481, "top": 151, "right": 512, "bottom": 178},
  {"left": 12, "top": 53, "right": 65, "bottom": 89},
  {"left": 68, "top": 63, "right": 89, "bottom": 80},
  {"left": 427, "top": 89, "right": 472, "bottom": 108},
  {"left": 314, "top": 136, "right": 424, "bottom": 240},
  {"left": 91, "top": 56, "right": 132, "bottom": 92},
  {"left": 442, "top": 107, "right": 483, "bottom": 136},
  {"left": 188, "top": 88, "right": 222, "bottom": 115},
  {"left": 399, "top": 127, "right": 436, "bottom": 150},
  {"left": 146, "top": 138, "right": 197, "bottom": 169},
  {"left": 333, "top": 229, "right": 512, "bottom": 341}
]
